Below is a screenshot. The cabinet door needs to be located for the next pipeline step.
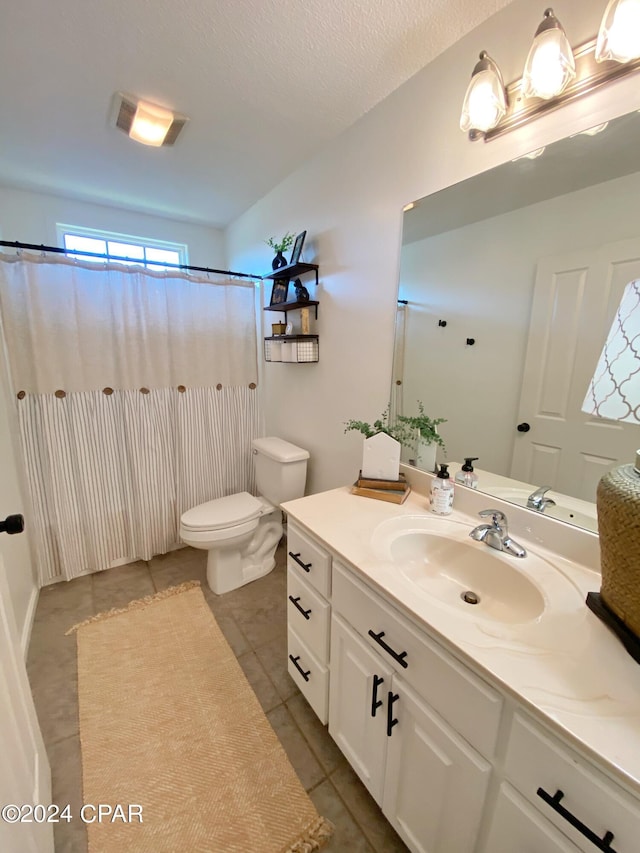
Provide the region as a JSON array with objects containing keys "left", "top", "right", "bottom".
[
  {"left": 329, "top": 614, "right": 393, "bottom": 804},
  {"left": 484, "top": 784, "right": 581, "bottom": 853},
  {"left": 382, "top": 676, "right": 491, "bottom": 853}
]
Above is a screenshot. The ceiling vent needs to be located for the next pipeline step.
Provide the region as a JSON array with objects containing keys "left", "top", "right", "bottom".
[{"left": 113, "top": 93, "right": 188, "bottom": 147}]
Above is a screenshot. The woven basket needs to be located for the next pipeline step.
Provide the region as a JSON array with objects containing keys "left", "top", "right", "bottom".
[{"left": 598, "top": 463, "right": 640, "bottom": 638}]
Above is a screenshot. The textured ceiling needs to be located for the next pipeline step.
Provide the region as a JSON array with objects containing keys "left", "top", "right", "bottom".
[{"left": 0, "top": 0, "right": 513, "bottom": 228}]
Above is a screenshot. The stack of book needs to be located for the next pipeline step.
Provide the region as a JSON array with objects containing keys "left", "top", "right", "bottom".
[{"left": 351, "top": 471, "right": 411, "bottom": 504}]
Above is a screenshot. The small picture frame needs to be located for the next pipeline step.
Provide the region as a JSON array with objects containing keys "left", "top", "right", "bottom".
[
  {"left": 269, "top": 280, "right": 289, "bottom": 306},
  {"left": 289, "top": 231, "right": 307, "bottom": 266}
]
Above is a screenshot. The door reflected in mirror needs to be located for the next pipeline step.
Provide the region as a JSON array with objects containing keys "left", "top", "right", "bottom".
[{"left": 394, "top": 108, "right": 640, "bottom": 533}]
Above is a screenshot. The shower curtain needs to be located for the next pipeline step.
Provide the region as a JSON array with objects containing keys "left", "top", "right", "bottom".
[{"left": 0, "top": 253, "right": 260, "bottom": 585}]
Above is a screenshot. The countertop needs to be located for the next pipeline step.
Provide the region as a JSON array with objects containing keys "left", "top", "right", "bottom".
[{"left": 282, "top": 484, "right": 640, "bottom": 796}]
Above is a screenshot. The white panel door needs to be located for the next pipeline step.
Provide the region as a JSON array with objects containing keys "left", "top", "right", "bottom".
[
  {"left": 328, "top": 614, "right": 392, "bottom": 804},
  {"left": 382, "top": 676, "right": 491, "bottom": 853},
  {"left": 511, "top": 238, "right": 640, "bottom": 500},
  {"left": 0, "top": 552, "right": 53, "bottom": 853}
]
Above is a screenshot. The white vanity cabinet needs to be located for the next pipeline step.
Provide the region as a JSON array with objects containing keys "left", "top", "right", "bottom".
[
  {"left": 284, "top": 517, "right": 640, "bottom": 853},
  {"left": 286, "top": 523, "right": 332, "bottom": 723}
]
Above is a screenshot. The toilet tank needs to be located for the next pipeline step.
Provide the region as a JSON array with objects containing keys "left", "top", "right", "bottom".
[{"left": 252, "top": 437, "right": 309, "bottom": 505}]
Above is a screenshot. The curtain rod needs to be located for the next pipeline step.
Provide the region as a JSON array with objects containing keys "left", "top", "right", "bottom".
[{"left": 0, "top": 240, "right": 262, "bottom": 281}]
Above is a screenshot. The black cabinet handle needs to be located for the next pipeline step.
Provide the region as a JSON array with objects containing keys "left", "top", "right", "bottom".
[
  {"left": 289, "top": 654, "right": 311, "bottom": 682},
  {"left": 288, "top": 594, "right": 312, "bottom": 620},
  {"left": 537, "top": 788, "right": 617, "bottom": 852},
  {"left": 368, "top": 629, "right": 408, "bottom": 669},
  {"left": 0, "top": 514, "right": 24, "bottom": 535},
  {"left": 371, "top": 675, "right": 384, "bottom": 718},
  {"left": 517, "top": 422, "right": 531, "bottom": 433},
  {"left": 386, "top": 691, "right": 399, "bottom": 737},
  {"left": 288, "top": 551, "right": 312, "bottom": 573}
]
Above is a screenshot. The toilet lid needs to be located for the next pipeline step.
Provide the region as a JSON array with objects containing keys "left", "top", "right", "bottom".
[{"left": 181, "top": 492, "right": 262, "bottom": 531}]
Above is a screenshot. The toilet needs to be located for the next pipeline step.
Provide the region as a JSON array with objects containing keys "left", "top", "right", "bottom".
[{"left": 179, "top": 437, "right": 309, "bottom": 594}]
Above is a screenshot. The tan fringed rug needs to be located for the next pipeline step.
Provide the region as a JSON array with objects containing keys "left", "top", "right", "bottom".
[{"left": 68, "top": 581, "right": 333, "bottom": 853}]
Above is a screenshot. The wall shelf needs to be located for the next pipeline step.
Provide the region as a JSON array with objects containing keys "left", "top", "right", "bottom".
[
  {"left": 263, "top": 262, "right": 319, "bottom": 287},
  {"left": 265, "top": 300, "right": 319, "bottom": 321},
  {"left": 264, "top": 335, "right": 319, "bottom": 363}
]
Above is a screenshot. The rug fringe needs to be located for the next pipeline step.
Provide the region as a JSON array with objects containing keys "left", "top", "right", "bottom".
[
  {"left": 65, "top": 580, "right": 201, "bottom": 635},
  {"left": 285, "top": 816, "right": 334, "bottom": 852}
]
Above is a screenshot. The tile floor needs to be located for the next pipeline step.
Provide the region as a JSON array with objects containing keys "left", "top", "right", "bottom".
[{"left": 26, "top": 539, "right": 409, "bottom": 852}]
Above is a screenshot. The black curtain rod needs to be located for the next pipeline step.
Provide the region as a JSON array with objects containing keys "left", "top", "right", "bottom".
[{"left": 0, "top": 240, "right": 262, "bottom": 281}]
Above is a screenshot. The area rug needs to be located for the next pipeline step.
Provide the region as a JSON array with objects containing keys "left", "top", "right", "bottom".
[{"left": 68, "top": 581, "right": 333, "bottom": 853}]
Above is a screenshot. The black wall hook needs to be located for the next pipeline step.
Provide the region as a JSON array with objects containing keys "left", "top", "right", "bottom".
[
  {"left": 438, "top": 319, "right": 447, "bottom": 327},
  {"left": 466, "top": 337, "right": 475, "bottom": 346}
]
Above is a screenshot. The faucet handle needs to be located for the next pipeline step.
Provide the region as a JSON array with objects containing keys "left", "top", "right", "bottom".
[{"left": 478, "top": 508, "right": 508, "bottom": 532}]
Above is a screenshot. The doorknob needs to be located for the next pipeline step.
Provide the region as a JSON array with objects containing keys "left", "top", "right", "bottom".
[
  {"left": 517, "top": 422, "right": 531, "bottom": 433},
  {"left": 0, "top": 514, "right": 24, "bottom": 535}
]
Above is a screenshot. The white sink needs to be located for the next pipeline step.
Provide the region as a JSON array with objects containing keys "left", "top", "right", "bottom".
[{"left": 371, "top": 515, "right": 582, "bottom": 625}]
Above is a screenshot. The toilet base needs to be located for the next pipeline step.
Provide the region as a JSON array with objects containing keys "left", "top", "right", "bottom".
[{"left": 206, "top": 511, "right": 283, "bottom": 595}]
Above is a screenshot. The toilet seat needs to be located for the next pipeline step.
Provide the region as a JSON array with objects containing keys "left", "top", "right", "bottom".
[{"left": 180, "top": 491, "right": 262, "bottom": 532}]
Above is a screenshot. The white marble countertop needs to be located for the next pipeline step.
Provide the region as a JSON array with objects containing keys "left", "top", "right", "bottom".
[{"left": 282, "top": 483, "right": 640, "bottom": 796}]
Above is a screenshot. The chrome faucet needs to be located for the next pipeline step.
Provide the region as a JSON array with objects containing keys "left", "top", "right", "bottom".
[
  {"left": 526, "top": 486, "right": 556, "bottom": 513},
  {"left": 469, "top": 509, "right": 526, "bottom": 558}
]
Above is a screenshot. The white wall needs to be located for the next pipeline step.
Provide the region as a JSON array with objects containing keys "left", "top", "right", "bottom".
[
  {"left": 226, "top": 0, "right": 640, "bottom": 496},
  {"left": 0, "top": 185, "right": 226, "bottom": 268},
  {"left": 400, "top": 170, "right": 640, "bottom": 476}
]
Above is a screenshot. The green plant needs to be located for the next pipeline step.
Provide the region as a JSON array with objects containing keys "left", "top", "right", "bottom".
[
  {"left": 344, "top": 402, "right": 446, "bottom": 451},
  {"left": 265, "top": 232, "right": 294, "bottom": 254},
  {"left": 396, "top": 401, "right": 446, "bottom": 449}
]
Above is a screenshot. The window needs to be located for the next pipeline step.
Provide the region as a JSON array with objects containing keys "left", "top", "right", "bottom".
[{"left": 57, "top": 225, "right": 188, "bottom": 271}]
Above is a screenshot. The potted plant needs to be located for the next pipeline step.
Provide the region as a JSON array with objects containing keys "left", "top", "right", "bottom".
[
  {"left": 266, "top": 233, "right": 294, "bottom": 270},
  {"left": 395, "top": 401, "right": 446, "bottom": 473}
]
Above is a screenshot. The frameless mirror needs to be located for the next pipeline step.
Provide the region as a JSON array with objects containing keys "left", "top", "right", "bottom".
[{"left": 395, "top": 108, "right": 640, "bottom": 533}]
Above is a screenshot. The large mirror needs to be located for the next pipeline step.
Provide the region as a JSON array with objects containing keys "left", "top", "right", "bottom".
[{"left": 395, "top": 108, "right": 640, "bottom": 533}]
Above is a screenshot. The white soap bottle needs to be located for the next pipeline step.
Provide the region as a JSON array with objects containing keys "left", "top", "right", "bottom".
[
  {"left": 430, "top": 463, "right": 455, "bottom": 515},
  {"left": 455, "top": 457, "right": 479, "bottom": 489}
]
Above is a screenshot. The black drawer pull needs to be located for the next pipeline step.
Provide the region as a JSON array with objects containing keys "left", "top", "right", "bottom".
[
  {"left": 289, "top": 654, "right": 311, "bottom": 682},
  {"left": 371, "top": 674, "right": 384, "bottom": 718},
  {"left": 386, "top": 691, "right": 399, "bottom": 737},
  {"left": 288, "top": 594, "right": 312, "bottom": 620},
  {"left": 537, "top": 788, "right": 617, "bottom": 852},
  {"left": 368, "top": 629, "right": 408, "bottom": 668},
  {"left": 289, "top": 551, "right": 312, "bottom": 573}
]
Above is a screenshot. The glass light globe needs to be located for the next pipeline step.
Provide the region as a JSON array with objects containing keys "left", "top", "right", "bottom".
[
  {"left": 596, "top": 0, "right": 640, "bottom": 63},
  {"left": 523, "top": 27, "right": 576, "bottom": 100},
  {"left": 460, "top": 58, "right": 507, "bottom": 133}
]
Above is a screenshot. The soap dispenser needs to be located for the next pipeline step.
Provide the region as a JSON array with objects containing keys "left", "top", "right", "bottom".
[
  {"left": 430, "top": 463, "right": 455, "bottom": 515},
  {"left": 455, "top": 457, "right": 479, "bottom": 489}
]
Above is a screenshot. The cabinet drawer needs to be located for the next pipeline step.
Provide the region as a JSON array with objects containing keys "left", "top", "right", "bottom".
[
  {"left": 287, "top": 523, "right": 331, "bottom": 598},
  {"left": 287, "top": 626, "right": 329, "bottom": 724},
  {"left": 332, "top": 561, "right": 502, "bottom": 758},
  {"left": 287, "top": 566, "right": 330, "bottom": 663},
  {"left": 484, "top": 783, "right": 581, "bottom": 852},
  {"left": 505, "top": 712, "right": 640, "bottom": 853}
]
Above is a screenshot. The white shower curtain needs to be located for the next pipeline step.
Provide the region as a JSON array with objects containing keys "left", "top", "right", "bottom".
[{"left": 0, "top": 253, "right": 260, "bottom": 584}]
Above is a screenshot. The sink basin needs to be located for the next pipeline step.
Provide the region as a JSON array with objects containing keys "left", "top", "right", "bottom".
[
  {"left": 371, "top": 515, "right": 581, "bottom": 625},
  {"left": 486, "top": 486, "right": 598, "bottom": 533}
]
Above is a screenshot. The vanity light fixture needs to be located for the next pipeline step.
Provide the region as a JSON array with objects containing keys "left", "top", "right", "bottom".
[
  {"left": 522, "top": 8, "right": 576, "bottom": 100},
  {"left": 113, "top": 93, "right": 188, "bottom": 147},
  {"left": 459, "top": 51, "right": 507, "bottom": 136},
  {"left": 582, "top": 279, "right": 640, "bottom": 662},
  {"left": 462, "top": 3, "right": 640, "bottom": 142}
]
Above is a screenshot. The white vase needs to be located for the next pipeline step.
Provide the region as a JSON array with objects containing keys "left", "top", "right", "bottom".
[{"left": 415, "top": 438, "right": 437, "bottom": 473}]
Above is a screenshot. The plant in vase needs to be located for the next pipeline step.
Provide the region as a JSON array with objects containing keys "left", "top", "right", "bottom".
[
  {"left": 265, "top": 233, "right": 294, "bottom": 270},
  {"left": 395, "top": 401, "right": 446, "bottom": 473}
]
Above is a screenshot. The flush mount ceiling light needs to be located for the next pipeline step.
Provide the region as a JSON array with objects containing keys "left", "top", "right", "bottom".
[
  {"left": 113, "top": 93, "right": 188, "bottom": 147},
  {"left": 461, "top": 3, "right": 640, "bottom": 142},
  {"left": 522, "top": 8, "right": 576, "bottom": 100},
  {"left": 459, "top": 51, "right": 507, "bottom": 136}
]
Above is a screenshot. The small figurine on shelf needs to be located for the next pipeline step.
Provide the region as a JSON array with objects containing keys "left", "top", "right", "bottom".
[{"left": 293, "top": 278, "right": 310, "bottom": 302}]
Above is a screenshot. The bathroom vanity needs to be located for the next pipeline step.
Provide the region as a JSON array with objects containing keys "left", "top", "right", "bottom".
[{"left": 283, "top": 471, "right": 640, "bottom": 853}]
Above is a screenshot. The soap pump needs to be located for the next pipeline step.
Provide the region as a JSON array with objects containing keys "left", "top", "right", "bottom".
[
  {"left": 455, "top": 457, "right": 479, "bottom": 489},
  {"left": 430, "top": 463, "right": 454, "bottom": 516}
]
